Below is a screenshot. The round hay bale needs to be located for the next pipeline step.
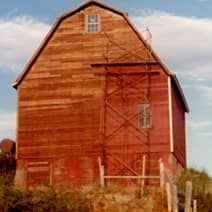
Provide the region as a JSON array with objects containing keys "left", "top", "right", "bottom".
[{"left": 0, "top": 138, "right": 15, "bottom": 154}]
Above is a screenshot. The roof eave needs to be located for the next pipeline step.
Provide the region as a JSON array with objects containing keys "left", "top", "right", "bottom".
[
  {"left": 171, "top": 74, "right": 190, "bottom": 113},
  {"left": 121, "top": 14, "right": 189, "bottom": 112},
  {"left": 12, "top": 0, "right": 189, "bottom": 114},
  {"left": 58, "top": 0, "right": 128, "bottom": 20},
  {"left": 12, "top": 0, "right": 127, "bottom": 89}
]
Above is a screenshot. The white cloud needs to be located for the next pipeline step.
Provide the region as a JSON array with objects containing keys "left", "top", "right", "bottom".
[
  {"left": 132, "top": 11, "right": 212, "bottom": 80},
  {"left": 1, "top": 12, "right": 212, "bottom": 81},
  {"left": 198, "top": 85, "right": 212, "bottom": 98},
  {"left": 0, "top": 16, "right": 50, "bottom": 71},
  {"left": 187, "top": 119, "right": 212, "bottom": 130},
  {"left": 199, "top": 132, "right": 212, "bottom": 137},
  {"left": 0, "top": 111, "right": 16, "bottom": 140},
  {"left": 199, "top": 85, "right": 212, "bottom": 102}
]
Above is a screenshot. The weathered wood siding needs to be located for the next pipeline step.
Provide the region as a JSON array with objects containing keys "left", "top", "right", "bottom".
[
  {"left": 16, "top": 4, "right": 157, "bottom": 186},
  {"left": 15, "top": 3, "right": 186, "bottom": 187},
  {"left": 172, "top": 83, "right": 186, "bottom": 167},
  {"left": 103, "top": 65, "right": 170, "bottom": 179}
]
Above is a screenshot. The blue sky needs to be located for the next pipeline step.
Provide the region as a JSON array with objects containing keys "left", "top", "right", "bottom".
[
  {"left": 0, "top": 0, "right": 212, "bottom": 175},
  {"left": 1, "top": 0, "right": 212, "bottom": 19}
]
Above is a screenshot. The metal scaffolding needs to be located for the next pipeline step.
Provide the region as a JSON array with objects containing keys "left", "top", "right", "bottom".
[{"left": 96, "top": 30, "right": 161, "bottom": 183}]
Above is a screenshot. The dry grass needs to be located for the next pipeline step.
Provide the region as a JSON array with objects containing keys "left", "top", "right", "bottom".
[
  {"left": 82, "top": 184, "right": 167, "bottom": 212},
  {"left": 178, "top": 168, "right": 212, "bottom": 211},
  {"left": 0, "top": 175, "right": 168, "bottom": 212}
]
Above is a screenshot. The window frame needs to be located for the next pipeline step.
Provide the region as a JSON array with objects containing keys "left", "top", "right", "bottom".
[
  {"left": 138, "top": 104, "right": 152, "bottom": 129},
  {"left": 86, "top": 14, "right": 100, "bottom": 33}
]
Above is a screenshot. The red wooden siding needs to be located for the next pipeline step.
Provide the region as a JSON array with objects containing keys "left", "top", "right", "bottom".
[
  {"left": 103, "top": 65, "right": 170, "bottom": 181},
  {"left": 14, "top": 2, "right": 188, "bottom": 187},
  {"left": 16, "top": 5, "right": 156, "bottom": 187},
  {"left": 172, "top": 82, "right": 186, "bottom": 167}
]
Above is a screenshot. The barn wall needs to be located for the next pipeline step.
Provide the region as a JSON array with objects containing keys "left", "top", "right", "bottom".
[
  {"left": 104, "top": 65, "right": 170, "bottom": 178},
  {"left": 171, "top": 82, "right": 186, "bottom": 168},
  {"left": 16, "top": 4, "right": 159, "bottom": 186},
  {"left": 15, "top": 2, "right": 186, "bottom": 187}
]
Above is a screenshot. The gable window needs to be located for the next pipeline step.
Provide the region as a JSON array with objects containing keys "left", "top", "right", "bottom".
[
  {"left": 87, "top": 14, "right": 100, "bottom": 32},
  {"left": 139, "top": 104, "right": 151, "bottom": 129}
]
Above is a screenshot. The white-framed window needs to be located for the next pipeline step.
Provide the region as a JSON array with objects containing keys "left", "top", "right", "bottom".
[
  {"left": 139, "top": 104, "right": 151, "bottom": 129},
  {"left": 86, "top": 14, "right": 100, "bottom": 33}
]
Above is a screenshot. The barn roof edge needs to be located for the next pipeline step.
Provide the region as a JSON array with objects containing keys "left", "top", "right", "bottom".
[{"left": 12, "top": 0, "right": 189, "bottom": 112}]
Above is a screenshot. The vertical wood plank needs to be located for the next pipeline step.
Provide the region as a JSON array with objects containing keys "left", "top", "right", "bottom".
[
  {"left": 193, "top": 200, "right": 197, "bottom": 212},
  {"left": 140, "top": 155, "right": 146, "bottom": 196},
  {"left": 166, "top": 182, "right": 172, "bottom": 212},
  {"left": 159, "top": 158, "right": 164, "bottom": 190},
  {"left": 172, "top": 184, "right": 178, "bottom": 212},
  {"left": 98, "top": 157, "right": 105, "bottom": 188},
  {"left": 49, "top": 161, "right": 53, "bottom": 186},
  {"left": 185, "top": 181, "right": 192, "bottom": 212},
  {"left": 101, "top": 165, "right": 105, "bottom": 187}
]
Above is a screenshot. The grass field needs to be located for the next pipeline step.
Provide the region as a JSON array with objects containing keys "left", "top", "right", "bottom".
[{"left": 0, "top": 168, "right": 210, "bottom": 211}]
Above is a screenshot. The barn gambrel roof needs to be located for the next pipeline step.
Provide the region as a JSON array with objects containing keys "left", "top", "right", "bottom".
[{"left": 12, "top": 0, "right": 189, "bottom": 112}]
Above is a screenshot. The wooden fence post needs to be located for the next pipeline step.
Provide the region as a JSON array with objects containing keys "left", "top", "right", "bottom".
[
  {"left": 166, "top": 182, "right": 172, "bottom": 212},
  {"left": 98, "top": 157, "right": 105, "bottom": 188},
  {"left": 101, "top": 165, "right": 105, "bottom": 187},
  {"left": 159, "top": 159, "right": 164, "bottom": 190},
  {"left": 172, "top": 184, "right": 178, "bottom": 212},
  {"left": 193, "top": 200, "right": 197, "bottom": 212},
  {"left": 140, "top": 155, "right": 146, "bottom": 196},
  {"left": 185, "top": 181, "right": 192, "bottom": 212}
]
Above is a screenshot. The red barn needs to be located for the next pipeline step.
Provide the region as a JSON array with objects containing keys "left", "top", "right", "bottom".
[{"left": 13, "top": 0, "right": 189, "bottom": 187}]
